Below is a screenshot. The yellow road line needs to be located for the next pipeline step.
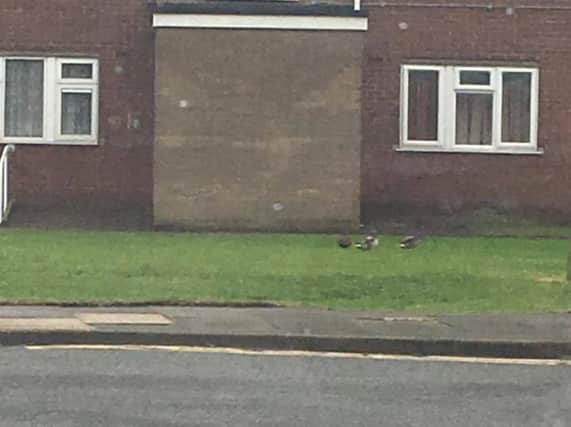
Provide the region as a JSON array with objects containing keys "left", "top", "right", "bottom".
[{"left": 25, "top": 344, "right": 571, "bottom": 367}]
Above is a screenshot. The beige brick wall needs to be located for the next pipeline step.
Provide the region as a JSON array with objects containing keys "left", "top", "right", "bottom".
[{"left": 155, "top": 28, "right": 363, "bottom": 232}]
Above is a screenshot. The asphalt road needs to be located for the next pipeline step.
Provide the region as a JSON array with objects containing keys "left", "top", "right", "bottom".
[{"left": 0, "top": 347, "right": 569, "bottom": 427}]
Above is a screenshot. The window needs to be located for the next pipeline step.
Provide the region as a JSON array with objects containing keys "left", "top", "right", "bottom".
[
  {"left": 400, "top": 65, "right": 539, "bottom": 154},
  {"left": 0, "top": 57, "right": 98, "bottom": 145}
]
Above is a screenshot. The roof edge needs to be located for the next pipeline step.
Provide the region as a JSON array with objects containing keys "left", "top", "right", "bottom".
[{"left": 156, "top": 2, "right": 368, "bottom": 17}]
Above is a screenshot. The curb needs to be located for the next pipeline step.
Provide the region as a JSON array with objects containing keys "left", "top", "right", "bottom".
[
  {"left": 0, "top": 301, "right": 282, "bottom": 308},
  {"left": 1, "top": 331, "right": 570, "bottom": 359}
]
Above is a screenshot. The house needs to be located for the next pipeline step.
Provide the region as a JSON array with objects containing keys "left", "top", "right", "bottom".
[
  {"left": 361, "top": 0, "right": 571, "bottom": 225},
  {"left": 0, "top": 0, "right": 154, "bottom": 229},
  {"left": 1, "top": 0, "right": 570, "bottom": 231}
]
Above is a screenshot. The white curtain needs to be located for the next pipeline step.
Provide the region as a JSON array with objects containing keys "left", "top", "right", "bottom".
[
  {"left": 455, "top": 93, "right": 493, "bottom": 145},
  {"left": 5, "top": 60, "right": 44, "bottom": 137},
  {"left": 61, "top": 92, "right": 92, "bottom": 135}
]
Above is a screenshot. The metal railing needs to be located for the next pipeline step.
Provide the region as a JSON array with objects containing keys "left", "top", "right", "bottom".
[{"left": 0, "top": 144, "right": 15, "bottom": 225}]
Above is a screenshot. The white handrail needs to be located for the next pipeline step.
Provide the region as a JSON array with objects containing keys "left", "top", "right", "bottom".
[{"left": 0, "top": 144, "right": 15, "bottom": 225}]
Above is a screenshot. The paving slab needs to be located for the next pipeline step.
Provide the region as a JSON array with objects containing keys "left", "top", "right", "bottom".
[
  {"left": 0, "top": 306, "right": 78, "bottom": 318},
  {"left": 0, "top": 318, "right": 91, "bottom": 331},
  {"left": 154, "top": 307, "right": 276, "bottom": 334},
  {"left": 219, "top": 307, "right": 372, "bottom": 336},
  {"left": 76, "top": 313, "right": 172, "bottom": 325},
  {"left": 437, "top": 314, "right": 571, "bottom": 342},
  {"left": 354, "top": 316, "right": 455, "bottom": 339}
]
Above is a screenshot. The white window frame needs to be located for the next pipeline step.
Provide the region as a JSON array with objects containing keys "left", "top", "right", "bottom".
[
  {"left": 0, "top": 56, "right": 98, "bottom": 145},
  {"left": 456, "top": 67, "right": 493, "bottom": 90},
  {"left": 497, "top": 67, "right": 539, "bottom": 151},
  {"left": 452, "top": 66, "right": 497, "bottom": 153},
  {"left": 0, "top": 56, "right": 49, "bottom": 144},
  {"left": 400, "top": 65, "right": 445, "bottom": 148},
  {"left": 56, "top": 58, "right": 99, "bottom": 142},
  {"left": 399, "top": 64, "right": 540, "bottom": 155}
]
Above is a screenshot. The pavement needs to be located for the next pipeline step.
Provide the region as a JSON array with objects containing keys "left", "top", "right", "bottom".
[{"left": 0, "top": 305, "right": 570, "bottom": 359}]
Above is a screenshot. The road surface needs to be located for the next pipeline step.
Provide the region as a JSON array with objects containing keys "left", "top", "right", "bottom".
[{"left": 0, "top": 346, "right": 569, "bottom": 426}]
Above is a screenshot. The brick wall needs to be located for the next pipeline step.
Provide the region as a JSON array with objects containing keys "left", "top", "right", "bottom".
[
  {"left": 154, "top": 28, "right": 363, "bottom": 232},
  {"left": 362, "top": 1, "right": 571, "bottom": 220},
  {"left": 8, "top": 0, "right": 570, "bottom": 230},
  {"left": 0, "top": 0, "right": 154, "bottom": 228}
]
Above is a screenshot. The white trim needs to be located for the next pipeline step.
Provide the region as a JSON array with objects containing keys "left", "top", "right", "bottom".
[
  {"left": 395, "top": 146, "right": 544, "bottom": 155},
  {"left": 0, "top": 139, "right": 97, "bottom": 146},
  {"left": 456, "top": 67, "right": 493, "bottom": 90},
  {"left": 55, "top": 58, "right": 99, "bottom": 143},
  {"left": 400, "top": 64, "right": 539, "bottom": 155},
  {"left": 56, "top": 88, "right": 98, "bottom": 141},
  {"left": 153, "top": 14, "right": 368, "bottom": 31},
  {"left": 531, "top": 68, "right": 539, "bottom": 149},
  {"left": 497, "top": 67, "right": 538, "bottom": 148},
  {"left": 45, "top": 57, "right": 57, "bottom": 142},
  {"left": 0, "top": 56, "right": 99, "bottom": 146},
  {"left": 1, "top": 57, "right": 47, "bottom": 141},
  {"left": 56, "top": 58, "right": 98, "bottom": 84},
  {"left": 0, "top": 58, "right": 4, "bottom": 143},
  {"left": 452, "top": 89, "right": 495, "bottom": 148},
  {"left": 400, "top": 65, "right": 444, "bottom": 148}
]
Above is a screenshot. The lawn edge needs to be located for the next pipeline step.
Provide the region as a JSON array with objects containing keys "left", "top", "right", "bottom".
[{"left": 0, "top": 300, "right": 282, "bottom": 308}]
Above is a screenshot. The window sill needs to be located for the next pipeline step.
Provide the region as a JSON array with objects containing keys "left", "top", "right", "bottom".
[
  {"left": 0, "top": 139, "right": 98, "bottom": 146},
  {"left": 394, "top": 145, "right": 544, "bottom": 156}
]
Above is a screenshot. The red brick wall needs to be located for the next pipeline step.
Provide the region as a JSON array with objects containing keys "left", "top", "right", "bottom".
[
  {"left": 362, "top": 2, "right": 571, "bottom": 219},
  {"left": 0, "top": 0, "right": 154, "bottom": 227}
]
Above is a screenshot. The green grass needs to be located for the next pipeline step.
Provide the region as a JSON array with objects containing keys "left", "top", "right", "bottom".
[
  {"left": 0, "top": 229, "right": 569, "bottom": 314},
  {"left": 468, "top": 217, "right": 571, "bottom": 238}
]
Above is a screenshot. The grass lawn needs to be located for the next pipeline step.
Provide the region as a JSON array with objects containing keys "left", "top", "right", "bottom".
[{"left": 0, "top": 229, "right": 569, "bottom": 314}]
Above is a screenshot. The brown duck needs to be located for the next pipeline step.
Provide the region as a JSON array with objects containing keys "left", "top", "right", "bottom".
[{"left": 400, "top": 235, "right": 420, "bottom": 249}]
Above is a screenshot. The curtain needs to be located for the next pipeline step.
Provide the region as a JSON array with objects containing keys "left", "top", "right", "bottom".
[
  {"left": 408, "top": 70, "right": 438, "bottom": 141},
  {"left": 5, "top": 60, "right": 44, "bottom": 137},
  {"left": 455, "top": 93, "right": 493, "bottom": 145},
  {"left": 502, "top": 72, "right": 531, "bottom": 143},
  {"left": 61, "top": 92, "right": 92, "bottom": 135}
]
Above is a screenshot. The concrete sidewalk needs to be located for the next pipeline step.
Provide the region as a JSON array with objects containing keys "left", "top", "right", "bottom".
[{"left": 0, "top": 305, "right": 570, "bottom": 359}]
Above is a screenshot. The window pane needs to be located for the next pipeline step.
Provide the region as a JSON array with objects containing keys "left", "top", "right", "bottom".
[
  {"left": 455, "top": 93, "right": 493, "bottom": 145},
  {"left": 460, "top": 71, "right": 490, "bottom": 85},
  {"left": 62, "top": 63, "right": 93, "bottom": 79},
  {"left": 502, "top": 72, "right": 531, "bottom": 143},
  {"left": 407, "top": 70, "right": 438, "bottom": 140},
  {"left": 61, "top": 92, "right": 92, "bottom": 135},
  {"left": 4, "top": 60, "right": 44, "bottom": 137}
]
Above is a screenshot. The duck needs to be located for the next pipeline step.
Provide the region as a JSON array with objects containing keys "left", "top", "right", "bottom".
[
  {"left": 400, "top": 235, "right": 420, "bottom": 249},
  {"left": 337, "top": 235, "right": 353, "bottom": 249},
  {"left": 355, "top": 235, "right": 379, "bottom": 251}
]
